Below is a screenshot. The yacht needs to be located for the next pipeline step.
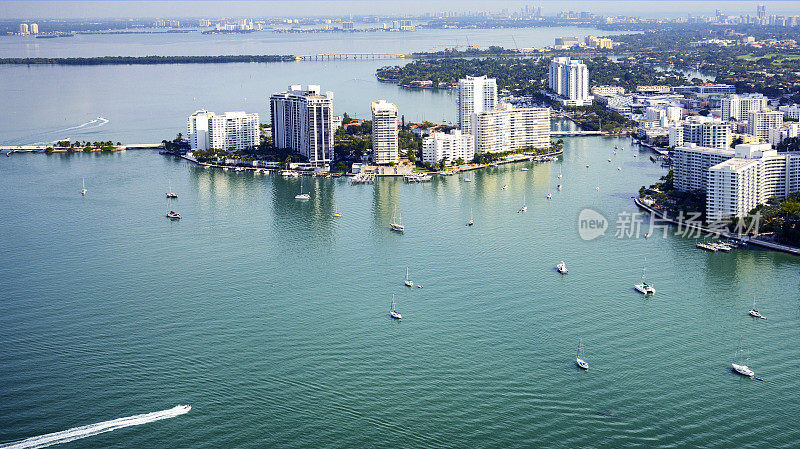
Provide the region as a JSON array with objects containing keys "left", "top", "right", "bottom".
[
  {"left": 466, "top": 208, "right": 474, "bottom": 226},
  {"left": 80, "top": 177, "right": 87, "bottom": 196},
  {"left": 390, "top": 206, "right": 405, "bottom": 233},
  {"left": 556, "top": 261, "right": 568, "bottom": 274},
  {"left": 295, "top": 181, "right": 310, "bottom": 200},
  {"left": 404, "top": 267, "right": 414, "bottom": 288},
  {"left": 166, "top": 210, "right": 181, "bottom": 220},
  {"left": 731, "top": 336, "right": 754, "bottom": 377},
  {"left": 390, "top": 295, "right": 402, "bottom": 320},
  {"left": 576, "top": 338, "right": 589, "bottom": 370},
  {"left": 634, "top": 265, "right": 655, "bottom": 294},
  {"left": 748, "top": 298, "right": 765, "bottom": 319}
]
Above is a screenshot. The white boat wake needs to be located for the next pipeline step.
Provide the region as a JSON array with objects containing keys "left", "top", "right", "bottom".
[
  {"left": 0, "top": 405, "right": 191, "bottom": 449},
  {"left": 61, "top": 117, "right": 109, "bottom": 132}
]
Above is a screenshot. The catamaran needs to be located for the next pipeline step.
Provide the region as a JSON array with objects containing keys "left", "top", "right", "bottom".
[
  {"left": 576, "top": 337, "right": 589, "bottom": 370},
  {"left": 390, "top": 295, "right": 402, "bottom": 320},
  {"left": 557, "top": 261, "right": 568, "bottom": 274},
  {"left": 466, "top": 208, "right": 474, "bottom": 226},
  {"left": 748, "top": 298, "right": 765, "bottom": 319},
  {"left": 731, "top": 336, "right": 754, "bottom": 377},
  {"left": 390, "top": 206, "right": 405, "bottom": 233},
  {"left": 80, "top": 177, "right": 87, "bottom": 196},
  {"left": 166, "top": 181, "right": 178, "bottom": 199},
  {"left": 404, "top": 267, "right": 413, "bottom": 287},
  {"left": 634, "top": 264, "right": 656, "bottom": 294},
  {"left": 295, "top": 180, "right": 310, "bottom": 200}
]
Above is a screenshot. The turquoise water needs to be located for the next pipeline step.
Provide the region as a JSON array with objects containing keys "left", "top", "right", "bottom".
[{"left": 2, "top": 137, "right": 799, "bottom": 448}]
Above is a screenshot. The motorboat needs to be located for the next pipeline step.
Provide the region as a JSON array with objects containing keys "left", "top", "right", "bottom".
[
  {"left": 502, "top": 184, "right": 509, "bottom": 190},
  {"left": 748, "top": 298, "right": 765, "bottom": 319},
  {"left": 557, "top": 261, "right": 568, "bottom": 274},
  {"left": 467, "top": 208, "right": 474, "bottom": 226},
  {"left": 557, "top": 184, "right": 562, "bottom": 190},
  {"left": 617, "top": 166, "right": 622, "bottom": 171},
  {"left": 546, "top": 193, "right": 552, "bottom": 200},
  {"left": 166, "top": 211, "right": 181, "bottom": 220},
  {"left": 404, "top": 267, "right": 413, "bottom": 288},
  {"left": 464, "top": 177, "right": 472, "bottom": 182}
]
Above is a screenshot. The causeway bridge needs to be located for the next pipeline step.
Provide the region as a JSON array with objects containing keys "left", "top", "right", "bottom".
[
  {"left": 294, "top": 53, "right": 408, "bottom": 61},
  {"left": 550, "top": 130, "right": 604, "bottom": 137}
]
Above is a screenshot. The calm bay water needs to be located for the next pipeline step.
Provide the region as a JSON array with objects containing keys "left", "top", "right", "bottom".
[{"left": 1, "top": 136, "right": 799, "bottom": 448}]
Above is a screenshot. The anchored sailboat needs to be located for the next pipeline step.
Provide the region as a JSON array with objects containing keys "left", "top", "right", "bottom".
[
  {"left": 80, "top": 177, "right": 87, "bottom": 196},
  {"left": 166, "top": 181, "right": 178, "bottom": 199},
  {"left": 295, "top": 180, "right": 310, "bottom": 200},
  {"left": 731, "top": 336, "right": 754, "bottom": 377},
  {"left": 390, "top": 206, "right": 404, "bottom": 233},
  {"left": 634, "top": 263, "right": 655, "bottom": 294},
  {"left": 576, "top": 337, "right": 589, "bottom": 370},
  {"left": 390, "top": 294, "right": 402, "bottom": 320},
  {"left": 404, "top": 267, "right": 413, "bottom": 287},
  {"left": 466, "top": 208, "right": 474, "bottom": 226},
  {"left": 748, "top": 298, "right": 765, "bottom": 319}
]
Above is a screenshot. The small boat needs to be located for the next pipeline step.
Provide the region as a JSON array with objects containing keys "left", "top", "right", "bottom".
[
  {"left": 585, "top": 163, "right": 590, "bottom": 168},
  {"left": 607, "top": 158, "right": 612, "bottom": 162},
  {"left": 166, "top": 181, "right": 178, "bottom": 199},
  {"left": 332, "top": 205, "right": 342, "bottom": 217},
  {"left": 557, "top": 261, "right": 568, "bottom": 274},
  {"left": 502, "top": 184, "right": 509, "bottom": 190},
  {"left": 613, "top": 150, "right": 617, "bottom": 155},
  {"left": 546, "top": 193, "right": 552, "bottom": 200},
  {"left": 464, "top": 177, "right": 472, "bottom": 182},
  {"left": 295, "top": 180, "right": 310, "bottom": 200},
  {"left": 614, "top": 145, "right": 618, "bottom": 150},
  {"left": 633, "top": 154, "right": 637, "bottom": 158},
  {"left": 466, "top": 208, "right": 474, "bottom": 226},
  {"left": 80, "top": 177, "right": 87, "bottom": 196},
  {"left": 576, "top": 337, "right": 589, "bottom": 370},
  {"left": 558, "top": 167, "right": 563, "bottom": 179},
  {"left": 166, "top": 210, "right": 181, "bottom": 220},
  {"left": 557, "top": 184, "right": 562, "bottom": 190},
  {"left": 634, "top": 264, "right": 655, "bottom": 294},
  {"left": 390, "top": 206, "right": 405, "bottom": 233},
  {"left": 595, "top": 185, "right": 600, "bottom": 191},
  {"left": 390, "top": 295, "right": 402, "bottom": 320},
  {"left": 644, "top": 233, "right": 649, "bottom": 239},
  {"left": 404, "top": 267, "right": 413, "bottom": 288},
  {"left": 183, "top": 404, "right": 192, "bottom": 411},
  {"left": 748, "top": 298, "right": 765, "bottom": 319},
  {"left": 521, "top": 167, "right": 529, "bottom": 171},
  {"left": 731, "top": 336, "right": 754, "bottom": 377},
  {"left": 518, "top": 194, "right": 527, "bottom": 213},
  {"left": 617, "top": 166, "right": 622, "bottom": 171}
]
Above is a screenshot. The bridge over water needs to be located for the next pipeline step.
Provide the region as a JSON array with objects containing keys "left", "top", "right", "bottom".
[
  {"left": 294, "top": 53, "right": 408, "bottom": 61},
  {"left": 550, "top": 130, "right": 604, "bottom": 137}
]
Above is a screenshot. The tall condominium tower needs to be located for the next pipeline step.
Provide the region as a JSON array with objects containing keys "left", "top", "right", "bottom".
[
  {"left": 371, "top": 100, "right": 399, "bottom": 164},
  {"left": 549, "top": 57, "right": 592, "bottom": 106},
  {"left": 270, "top": 85, "right": 335, "bottom": 167},
  {"left": 458, "top": 76, "right": 498, "bottom": 135}
]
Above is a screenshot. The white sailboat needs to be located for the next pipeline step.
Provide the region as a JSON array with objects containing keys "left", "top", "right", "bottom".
[
  {"left": 295, "top": 180, "right": 310, "bottom": 200},
  {"left": 404, "top": 267, "right": 414, "bottom": 287},
  {"left": 576, "top": 337, "right": 589, "bottom": 370},
  {"left": 731, "top": 336, "right": 754, "bottom": 377},
  {"left": 166, "top": 180, "right": 178, "bottom": 199},
  {"left": 557, "top": 184, "right": 562, "bottom": 191},
  {"left": 518, "top": 194, "right": 527, "bottom": 213},
  {"left": 634, "top": 264, "right": 655, "bottom": 294},
  {"left": 466, "top": 208, "right": 474, "bottom": 226},
  {"left": 80, "top": 177, "right": 87, "bottom": 196},
  {"left": 390, "top": 206, "right": 405, "bottom": 233},
  {"left": 558, "top": 167, "right": 563, "bottom": 179},
  {"left": 748, "top": 298, "right": 765, "bottom": 319},
  {"left": 557, "top": 261, "right": 568, "bottom": 274},
  {"left": 390, "top": 294, "right": 402, "bottom": 320}
]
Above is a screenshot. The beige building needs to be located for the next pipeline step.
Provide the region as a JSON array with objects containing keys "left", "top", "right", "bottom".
[
  {"left": 371, "top": 100, "right": 399, "bottom": 164},
  {"left": 471, "top": 103, "right": 550, "bottom": 154}
]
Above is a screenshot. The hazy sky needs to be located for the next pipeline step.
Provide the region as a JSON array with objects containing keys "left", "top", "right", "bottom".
[{"left": 0, "top": 1, "right": 797, "bottom": 19}]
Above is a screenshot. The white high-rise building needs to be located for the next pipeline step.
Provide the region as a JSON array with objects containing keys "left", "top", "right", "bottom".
[
  {"left": 29, "top": 23, "right": 38, "bottom": 34},
  {"left": 187, "top": 110, "right": 260, "bottom": 152},
  {"left": 668, "top": 116, "right": 731, "bottom": 150},
  {"left": 748, "top": 109, "right": 784, "bottom": 140},
  {"left": 18, "top": 23, "right": 29, "bottom": 35},
  {"left": 471, "top": 103, "right": 550, "bottom": 154},
  {"left": 673, "top": 143, "right": 735, "bottom": 192},
  {"left": 458, "top": 76, "right": 497, "bottom": 135},
  {"left": 769, "top": 123, "right": 800, "bottom": 148},
  {"left": 270, "top": 85, "right": 335, "bottom": 167},
  {"left": 721, "top": 94, "right": 768, "bottom": 121},
  {"left": 371, "top": 100, "right": 399, "bottom": 164},
  {"left": 549, "top": 57, "right": 592, "bottom": 106},
  {"left": 778, "top": 104, "right": 800, "bottom": 121},
  {"left": 422, "top": 130, "right": 475, "bottom": 166}
]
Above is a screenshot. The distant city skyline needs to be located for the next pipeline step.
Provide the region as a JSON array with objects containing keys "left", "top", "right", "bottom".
[{"left": 1, "top": 1, "right": 798, "bottom": 19}]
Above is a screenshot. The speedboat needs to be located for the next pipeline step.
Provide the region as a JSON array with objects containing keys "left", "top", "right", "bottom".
[
  {"left": 546, "top": 193, "right": 552, "bottom": 200},
  {"left": 166, "top": 192, "right": 178, "bottom": 198},
  {"left": 521, "top": 167, "right": 529, "bottom": 171},
  {"left": 295, "top": 193, "right": 310, "bottom": 200},
  {"left": 748, "top": 309, "right": 764, "bottom": 319},
  {"left": 166, "top": 211, "right": 181, "bottom": 220},
  {"left": 557, "top": 261, "right": 568, "bottom": 274},
  {"left": 502, "top": 184, "right": 509, "bottom": 190},
  {"left": 182, "top": 404, "right": 192, "bottom": 411},
  {"left": 332, "top": 212, "right": 342, "bottom": 217},
  {"left": 634, "top": 282, "right": 655, "bottom": 294}
]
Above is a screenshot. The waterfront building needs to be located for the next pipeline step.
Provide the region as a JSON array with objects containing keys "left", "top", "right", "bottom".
[
  {"left": 668, "top": 116, "right": 731, "bottom": 150},
  {"left": 554, "top": 37, "right": 579, "bottom": 50},
  {"left": 371, "top": 100, "right": 399, "bottom": 164},
  {"left": 673, "top": 143, "right": 735, "bottom": 192},
  {"left": 549, "top": 57, "right": 592, "bottom": 106},
  {"left": 645, "top": 106, "right": 681, "bottom": 123},
  {"left": 747, "top": 110, "right": 784, "bottom": 140},
  {"left": 422, "top": 130, "right": 474, "bottom": 166},
  {"left": 584, "top": 35, "right": 613, "bottom": 49},
  {"left": 18, "top": 23, "right": 29, "bottom": 35},
  {"left": 187, "top": 110, "right": 260, "bottom": 152},
  {"left": 29, "top": 23, "right": 38, "bottom": 34},
  {"left": 458, "top": 76, "right": 497, "bottom": 135},
  {"left": 270, "top": 85, "right": 334, "bottom": 167},
  {"left": 721, "top": 94, "right": 768, "bottom": 121},
  {"left": 471, "top": 103, "right": 550, "bottom": 154}
]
